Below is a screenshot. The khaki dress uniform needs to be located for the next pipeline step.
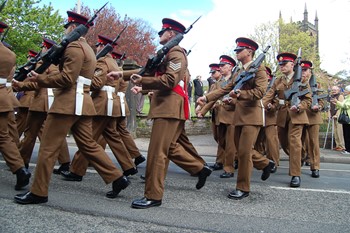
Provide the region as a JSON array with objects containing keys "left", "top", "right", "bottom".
[
  {"left": 69, "top": 53, "right": 135, "bottom": 176},
  {"left": 261, "top": 87, "right": 280, "bottom": 165},
  {"left": 206, "top": 62, "right": 271, "bottom": 192},
  {"left": 140, "top": 46, "right": 205, "bottom": 200},
  {"left": 114, "top": 78, "right": 143, "bottom": 160},
  {"left": 305, "top": 99, "right": 324, "bottom": 171},
  {"left": 7, "top": 67, "right": 21, "bottom": 146},
  {"left": 266, "top": 74, "right": 312, "bottom": 177},
  {"left": 0, "top": 42, "right": 27, "bottom": 173},
  {"left": 15, "top": 89, "right": 34, "bottom": 137},
  {"left": 15, "top": 63, "right": 70, "bottom": 166},
  {"left": 30, "top": 38, "right": 124, "bottom": 197},
  {"left": 200, "top": 75, "right": 236, "bottom": 174}
]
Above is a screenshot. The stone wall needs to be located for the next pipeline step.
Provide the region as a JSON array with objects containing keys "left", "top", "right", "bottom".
[{"left": 136, "top": 116, "right": 212, "bottom": 138}]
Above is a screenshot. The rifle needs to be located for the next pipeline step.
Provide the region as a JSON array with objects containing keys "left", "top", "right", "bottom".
[
  {"left": 309, "top": 69, "right": 328, "bottom": 108},
  {"left": 119, "top": 52, "right": 126, "bottom": 61},
  {"left": 96, "top": 25, "right": 127, "bottom": 60},
  {"left": 137, "top": 16, "right": 201, "bottom": 76},
  {"left": 233, "top": 45, "right": 271, "bottom": 93},
  {"left": 1, "top": 27, "right": 8, "bottom": 41},
  {"left": 13, "top": 50, "right": 42, "bottom": 82},
  {"left": 283, "top": 48, "right": 309, "bottom": 106},
  {"left": 0, "top": 0, "right": 7, "bottom": 14},
  {"left": 13, "top": 2, "right": 108, "bottom": 81},
  {"left": 186, "top": 42, "right": 197, "bottom": 56}
]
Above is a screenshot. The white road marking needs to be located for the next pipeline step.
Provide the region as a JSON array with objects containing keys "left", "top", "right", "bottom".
[{"left": 270, "top": 186, "right": 350, "bottom": 194}]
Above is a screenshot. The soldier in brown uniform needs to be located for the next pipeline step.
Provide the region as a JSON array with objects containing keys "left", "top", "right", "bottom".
[
  {"left": 264, "top": 53, "right": 311, "bottom": 187},
  {"left": 3, "top": 42, "right": 21, "bottom": 147},
  {"left": 108, "top": 18, "right": 212, "bottom": 208},
  {"left": 259, "top": 67, "right": 280, "bottom": 172},
  {"left": 197, "top": 63, "right": 224, "bottom": 170},
  {"left": 12, "top": 38, "right": 71, "bottom": 172},
  {"left": 0, "top": 21, "right": 31, "bottom": 190},
  {"left": 14, "top": 11, "right": 129, "bottom": 205},
  {"left": 198, "top": 57, "right": 237, "bottom": 178},
  {"left": 301, "top": 60, "right": 323, "bottom": 178},
  {"left": 197, "top": 37, "right": 275, "bottom": 199},
  {"left": 61, "top": 34, "right": 137, "bottom": 185}
]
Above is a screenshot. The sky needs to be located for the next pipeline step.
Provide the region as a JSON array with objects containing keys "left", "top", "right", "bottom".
[{"left": 39, "top": 0, "right": 350, "bottom": 80}]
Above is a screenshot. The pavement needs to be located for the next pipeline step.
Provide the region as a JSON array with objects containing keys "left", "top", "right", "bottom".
[{"left": 65, "top": 133, "right": 350, "bottom": 164}]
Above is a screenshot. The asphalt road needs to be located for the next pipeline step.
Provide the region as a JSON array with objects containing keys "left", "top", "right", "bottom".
[{"left": 1, "top": 141, "right": 350, "bottom": 233}]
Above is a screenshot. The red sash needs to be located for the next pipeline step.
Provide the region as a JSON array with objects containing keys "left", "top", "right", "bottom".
[{"left": 173, "top": 85, "right": 189, "bottom": 120}]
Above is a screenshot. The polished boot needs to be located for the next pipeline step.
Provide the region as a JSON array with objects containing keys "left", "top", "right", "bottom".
[
  {"left": 53, "top": 162, "right": 70, "bottom": 175},
  {"left": 261, "top": 160, "right": 275, "bottom": 181},
  {"left": 196, "top": 165, "right": 212, "bottom": 190},
  {"left": 15, "top": 167, "right": 31, "bottom": 191},
  {"left": 210, "top": 163, "right": 223, "bottom": 171},
  {"left": 311, "top": 170, "right": 320, "bottom": 178},
  {"left": 134, "top": 155, "right": 146, "bottom": 167},
  {"left": 220, "top": 171, "right": 234, "bottom": 178},
  {"left": 270, "top": 165, "right": 277, "bottom": 173},
  {"left": 304, "top": 161, "right": 311, "bottom": 166},
  {"left": 234, "top": 160, "right": 238, "bottom": 170},
  {"left": 227, "top": 189, "right": 249, "bottom": 200},
  {"left": 140, "top": 174, "right": 146, "bottom": 180},
  {"left": 131, "top": 197, "right": 162, "bottom": 209},
  {"left": 14, "top": 191, "right": 48, "bottom": 205},
  {"left": 290, "top": 176, "right": 301, "bottom": 187},
  {"left": 60, "top": 171, "right": 83, "bottom": 181},
  {"left": 106, "top": 176, "right": 130, "bottom": 199},
  {"left": 123, "top": 167, "right": 138, "bottom": 177}
]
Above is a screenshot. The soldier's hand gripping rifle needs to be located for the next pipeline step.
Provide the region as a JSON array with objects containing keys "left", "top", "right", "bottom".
[
  {"left": 137, "top": 16, "right": 201, "bottom": 76},
  {"left": 309, "top": 69, "right": 328, "bottom": 108},
  {"left": 13, "top": 50, "right": 42, "bottom": 81},
  {"left": 233, "top": 45, "right": 271, "bottom": 93},
  {"left": 96, "top": 25, "right": 127, "bottom": 60},
  {"left": 13, "top": 2, "right": 108, "bottom": 81},
  {"left": 283, "top": 48, "right": 309, "bottom": 107}
]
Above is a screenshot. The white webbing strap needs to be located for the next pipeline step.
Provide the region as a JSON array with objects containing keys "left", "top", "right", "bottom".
[
  {"left": 117, "top": 92, "right": 126, "bottom": 117},
  {"left": 0, "top": 78, "right": 7, "bottom": 84},
  {"left": 101, "top": 85, "right": 115, "bottom": 116},
  {"left": 75, "top": 76, "right": 91, "bottom": 115},
  {"left": 47, "top": 88, "right": 54, "bottom": 109}
]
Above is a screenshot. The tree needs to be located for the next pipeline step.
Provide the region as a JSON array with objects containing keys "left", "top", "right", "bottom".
[
  {"left": 249, "top": 21, "right": 280, "bottom": 72},
  {"left": 1, "top": 0, "right": 65, "bottom": 65},
  {"left": 77, "top": 4, "right": 157, "bottom": 66}
]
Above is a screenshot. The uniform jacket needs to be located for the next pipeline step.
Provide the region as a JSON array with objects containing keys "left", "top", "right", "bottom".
[
  {"left": 17, "top": 63, "right": 59, "bottom": 112},
  {"left": 91, "top": 53, "right": 129, "bottom": 117},
  {"left": 262, "top": 84, "right": 279, "bottom": 126},
  {"left": 141, "top": 45, "right": 187, "bottom": 120},
  {"left": 206, "top": 62, "right": 268, "bottom": 126},
  {"left": 36, "top": 38, "right": 97, "bottom": 116},
  {"left": 200, "top": 75, "right": 236, "bottom": 125},
  {"left": 265, "top": 73, "right": 311, "bottom": 127},
  {"left": 0, "top": 42, "right": 17, "bottom": 112}
]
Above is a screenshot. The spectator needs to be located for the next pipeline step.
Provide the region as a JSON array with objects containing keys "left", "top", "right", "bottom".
[
  {"left": 187, "top": 74, "right": 193, "bottom": 104},
  {"left": 193, "top": 75, "right": 204, "bottom": 109},
  {"left": 331, "top": 85, "right": 350, "bottom": 154},
  {"left": 328, "top": 86, "right": 345, "bottom": 151}
]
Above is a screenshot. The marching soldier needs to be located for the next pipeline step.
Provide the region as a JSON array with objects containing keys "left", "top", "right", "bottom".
[
  {"left": 259, "top": 66, "right": 280, "bottom": 172},
  {"left": 108, "top": 18, "right": 212, "bottom": 208},
  {"left": 264, "top": 52, "right": 312, "bottom": 187},
  {"left": 14, "top": 11, "right": 129, "bottom": 205},
  {"left": 0, "top": 21, "right": 31, "bottom": 190},
  {"left": 198, "top": 57, "right": 237, "bottom": 178},
  {"left": 301, "top": 60, "right": 323, "bottom": 178},
  {"left": 12, "top": 38, "right": 71, "bottom": 173},
  {"left": 197, "top": 63, "right": 224, "bottom": 170},
  {"left": 61, "top": 34, "right": 138, "bottom": 186},
  {"left": 197, "top": 37, "right": 275, "bottom": 199}
]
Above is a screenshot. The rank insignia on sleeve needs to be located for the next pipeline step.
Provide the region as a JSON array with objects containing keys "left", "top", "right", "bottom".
[{"left": 169, "top": 61, "right": 181, "bottom": 71}]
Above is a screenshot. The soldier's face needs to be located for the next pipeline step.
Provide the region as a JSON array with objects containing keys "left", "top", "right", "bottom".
[
  {"left": 279, "top": 61, "right": 294, "bottom": 75},
  {"left": 159, "top": 29, "right": 173, "bottom": 45}
]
